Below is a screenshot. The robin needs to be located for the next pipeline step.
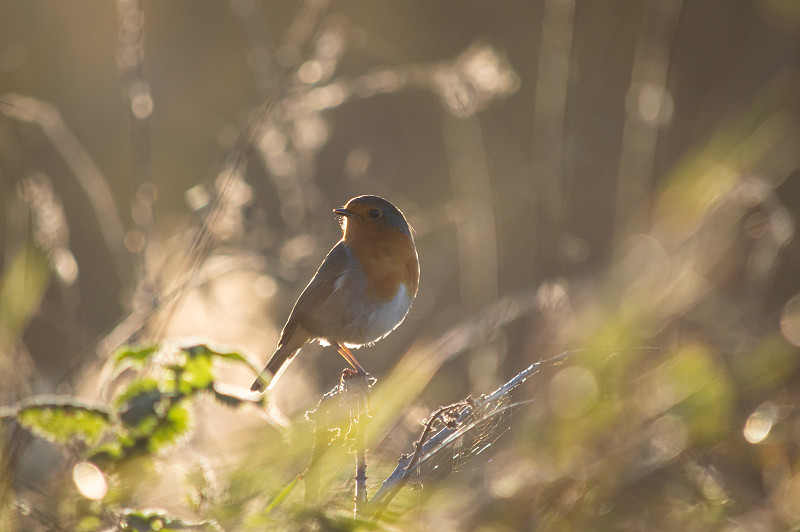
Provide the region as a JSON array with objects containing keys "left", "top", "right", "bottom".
[{"left": 250, "top": 195, "right": 420, "bottom": 393}]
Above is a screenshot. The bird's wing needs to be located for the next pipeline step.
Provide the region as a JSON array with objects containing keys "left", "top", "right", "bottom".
[{"left": 278, "top": 240, "right": 349, "bottom": 347}]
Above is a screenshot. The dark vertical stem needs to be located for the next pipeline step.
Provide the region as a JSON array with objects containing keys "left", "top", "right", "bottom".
[
  {"left": 354, "top": 415, "right": 368, "bottom": 514},
  {"left": 345, "top": 373, "right": 371, "bottom": 516}
]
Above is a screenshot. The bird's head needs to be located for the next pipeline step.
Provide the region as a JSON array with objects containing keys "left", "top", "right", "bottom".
[{"left": 334, "top": 195, "right": 412, "bottom": 240}]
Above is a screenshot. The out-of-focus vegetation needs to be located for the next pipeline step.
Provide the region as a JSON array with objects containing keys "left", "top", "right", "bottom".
[{"left": 2, "top": 0, "right": 800, "bottom": 530}]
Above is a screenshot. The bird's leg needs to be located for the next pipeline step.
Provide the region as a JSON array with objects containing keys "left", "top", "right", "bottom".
[{"left": 336, "top": 343, "right": 367, "bottom": 375}]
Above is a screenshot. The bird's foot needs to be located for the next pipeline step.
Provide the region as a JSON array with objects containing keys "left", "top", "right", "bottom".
[
  {"left": 340, "top": 368, "right": 376, "bottom": 392},
  {"left": 340, "top": 367, "right": 367, "bottom": 383}
]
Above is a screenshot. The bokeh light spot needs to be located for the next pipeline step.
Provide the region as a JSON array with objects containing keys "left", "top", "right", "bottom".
[
  {"left": 292, "top": 114, "right": 329, "bottom": 150},
  {"left": 626, "top": 83, "right": 674, "bottom": 125},
  {"left": 488, "top": 458, "right": 535, "bottom": 499},
  {"left": 297, "top": 60, "right": 323, "bottom": 84},
  {"left": 130, "top": 91, "right": 153, "bottom": 120},
  {"left": 136, "top": 182, "right": 158, "bottom": 206},
  {"left": 345, "top": 147, "right": 371, "bottom": 180},
  {"left": 124, "top": 229, "right": 146, "bottom": 253},
  {"left": 52, "top": 248, "right": 78, "bottom": 285},
  {"left": 559, "top": 233, "right": 590, "bottom": 263},
  {"left": 780, "top": 294, "right": 800, "bottom": 346},
  {"left": 258, "top": 126, "right": 287, "bottom": 156},
  {"left": 72, "top": 462, "right": 107, "bottom": 500},
  {"left": 280, "top": 234, "right": 316, "bottom": 264},
  {"left": 254, "top": 275, "right": 277, "bottom": 300},
  {"left": 743, "top": 404, "right": 776, "bottom": 444},
  {"left": 185, "top": 184, "right": 210, "bottom": 211},
  {"left": 306, "top": 82, "right": 349, "bottom": 110}
]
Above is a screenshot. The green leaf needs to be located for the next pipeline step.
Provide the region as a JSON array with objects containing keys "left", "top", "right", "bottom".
[
  {"left": 183, "top": 343, "right": 259, "bottom": 373},
  {"left": 179, "top": 354, "right": 214, "bottom": 394},
  {"left": 116, "top": 378, "right": 167, "bottom": 428},
  {"left": 183, "top": 344, "right": 215, "bottom": 358},
  {"left": 114, "top": 378, "right": 192, "bottom": 452},
  {"left": 113, "top": 345, "right": 159, "bottom": 367},
  {"left": 149, "top": 402, "right": 191, "bottom": 451},
  {"left": 89, "top": 439, "right": 127, "bottom": 464},
  {"left": 15, "top": 396, "right": 111, "bottom": 445}
]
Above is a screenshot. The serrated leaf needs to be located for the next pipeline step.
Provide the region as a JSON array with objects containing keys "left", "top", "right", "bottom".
[
  {"left": 16, "top": 398, "right": 111, "bottom": 445},
  {"left": 148, "top": 402, "right": 191, "bottom": 451},
  {"left": 183, "top": 344, "right": 214, "bottom": 358},
  {"left": 115, "top": 378, "right": 192, "bottom": 452},
  {"left": 183, "top": 343, "right": 259, "bottom": 373},
  {"left": 113, "top": 345, "right": 159, "bottom": 367}
]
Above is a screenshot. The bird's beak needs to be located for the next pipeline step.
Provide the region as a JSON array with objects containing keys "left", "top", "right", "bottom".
[{"left": 333, "top": 208, "right": 354, "bottom": 217}]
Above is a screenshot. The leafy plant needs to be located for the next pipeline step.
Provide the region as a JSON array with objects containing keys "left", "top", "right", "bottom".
[{"left": 1, "top": 342, "right": 260, "bottom": 531}]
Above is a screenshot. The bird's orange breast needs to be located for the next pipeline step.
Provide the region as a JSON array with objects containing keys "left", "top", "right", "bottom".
[{"left": 346, "top": 228, "right": 419, "bottom": 303}]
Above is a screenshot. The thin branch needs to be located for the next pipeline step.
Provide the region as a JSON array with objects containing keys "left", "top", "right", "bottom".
[
  {"left": 353, "top": 405, "right": 369, "bottom": 515},
  {"left": 354, "top": 438, "right": 367, "bottom": 511},
  {"left": 0, "top": 95, "right": 128, "bottom": 282},
  {"left": 302, "top": 371, "right": 374, "bottom": 511},
  {"left": 404, "top": 403, "right": 465, "bottom": 478},
  {"left": 369, "top": 347, "right": 661, "bottom": 518},
  {"left": 340, "top": 372, "right": 371, "bottom": 515}
]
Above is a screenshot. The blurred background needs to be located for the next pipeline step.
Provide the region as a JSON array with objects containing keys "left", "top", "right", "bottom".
[{"left": 2, "top": 0, "right": 800, "bottom": 530}]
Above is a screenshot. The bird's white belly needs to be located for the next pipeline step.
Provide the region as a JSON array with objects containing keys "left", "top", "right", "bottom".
[{"left": 354, "top": 284, "right": 413, "bottom": 346}]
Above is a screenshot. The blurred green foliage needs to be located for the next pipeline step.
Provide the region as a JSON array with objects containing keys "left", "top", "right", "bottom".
[
  {"left": 0, "top": 245, "right": 50, "bottom": 350},
  {"left": 2, "top": 0, "right": 800, "bottom": 531},
  {"left": 2, "top": 343, "right": 259, "bottom": 530},
  {"left": 16, "top": 399, "right": 110, "bottom": 447}
]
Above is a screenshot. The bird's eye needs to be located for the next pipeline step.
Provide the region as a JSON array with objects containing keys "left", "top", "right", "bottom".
[{"left": 369, "top": 209, "right": 381, "bottom": 219}]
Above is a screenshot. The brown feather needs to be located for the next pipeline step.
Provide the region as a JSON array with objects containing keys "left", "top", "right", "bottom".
[{"left": 278, "top": 241, "right": 348, "bottom": 348}]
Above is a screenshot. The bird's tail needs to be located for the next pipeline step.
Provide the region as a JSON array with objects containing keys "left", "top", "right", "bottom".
[{"left": 250, "top": 345, "right": 299, "bottom": 393}]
